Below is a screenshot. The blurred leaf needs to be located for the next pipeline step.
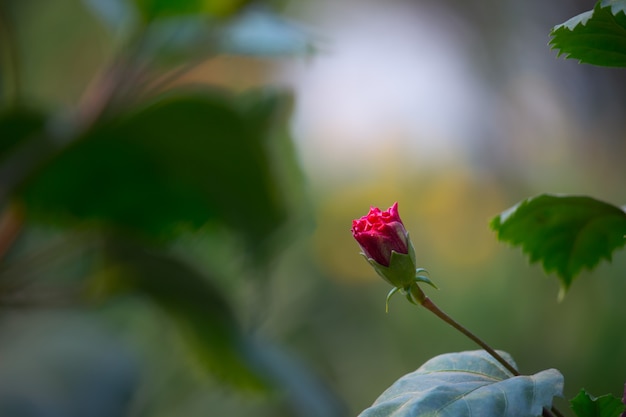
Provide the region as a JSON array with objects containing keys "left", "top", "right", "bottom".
[
  {"left": 358, "top": 350, "right": 563, "bottom": 417},
  {"left": 0, "top": 109, "right": 55, "bottom": 206},
  {"left": 0, "top": 109, "right": 46, "bottom": 161},
  {"left": 217, "top": 7, "right": 316, "bottom": 56},
  {"left": 95, "top": 240, "right": 347, "bottom": 413},
  {"left": 133, "top": 0, "right": 251, "bottom": 21},
  {"left": 550, "top": 0, "right": 626, "bottom": 67},
  {"left": 236, "top": 89, "right": 307, "bottom": 212},
  {"left": 94, "top": 239, "right": 267, "bottom": 390},
  {"left": 490, "top": 194, "right": 626, "bottom": 292},
  {"left": 571, "top": 389, "right": 625, "bottom": 417},
  {"left": 17, "top": 89, "right": 288, "bottom": 247}
]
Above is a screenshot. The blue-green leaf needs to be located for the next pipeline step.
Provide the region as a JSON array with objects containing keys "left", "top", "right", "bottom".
[{"left": 359, "top": 350, "right": 563, "bottom": 417}]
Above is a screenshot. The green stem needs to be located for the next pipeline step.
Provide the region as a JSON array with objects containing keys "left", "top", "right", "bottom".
[
  {"left": 409, "top": 284, "right": 520, "bottom": 375},
  {"left": 409, "top": 284, "right": 565, "bottom": 417}
]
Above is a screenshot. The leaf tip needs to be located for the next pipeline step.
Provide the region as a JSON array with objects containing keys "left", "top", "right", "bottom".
[{"left": 489, "top": 215, "right": 502, "bottom": 232}]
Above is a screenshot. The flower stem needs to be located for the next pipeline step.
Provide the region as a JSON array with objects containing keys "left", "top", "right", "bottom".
[
  {"left": 409, "top": 284, "right": 520, "bottom": 375},
  {"left": 409, "top": 284, "right": 566, "bottom": 417}
]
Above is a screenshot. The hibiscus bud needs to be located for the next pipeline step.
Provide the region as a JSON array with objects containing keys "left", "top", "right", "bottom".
[{"left": 351, "top": 202, "right": 418, "bottom": 289}]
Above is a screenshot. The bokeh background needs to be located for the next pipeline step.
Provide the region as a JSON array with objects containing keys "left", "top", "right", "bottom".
[{"left": 1, "top": 0, "right": 626, "bottom": 416}]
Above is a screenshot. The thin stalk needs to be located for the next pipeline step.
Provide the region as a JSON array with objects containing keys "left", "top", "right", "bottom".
[
  {"left": 409, "top": 284, "right": 520, "bottom": 376},
  {"left": 551, "top": 406, "right": 566, "bottom": 417}
]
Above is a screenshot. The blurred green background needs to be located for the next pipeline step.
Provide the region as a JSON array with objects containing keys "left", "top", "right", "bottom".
[{"left": 1, "top": 0, "right": 625, "bottom": 416}]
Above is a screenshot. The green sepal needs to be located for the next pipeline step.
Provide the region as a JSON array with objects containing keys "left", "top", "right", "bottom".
[
  {"left": 365, "top": 249, "right": 418, "bottom": 289},
  {"left": 385, "top": 287, "right": 400, "bottom": 313},
  {"left": 404, "top": 289, "right": 418, "bottom": 305},
  {"left": 416, "top": 273, "right": 438, "bottom": 290},
  {"left": 407, "top": 233, "right": 417, "bottom": 267}
]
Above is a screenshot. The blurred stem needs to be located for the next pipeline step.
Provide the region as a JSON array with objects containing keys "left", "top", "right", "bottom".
[
  {"left": 0, "top": 5, "right": 20, "bottom": 107},
  {"left": 409, "top": 284, "right": 566, "bottom": 417}
]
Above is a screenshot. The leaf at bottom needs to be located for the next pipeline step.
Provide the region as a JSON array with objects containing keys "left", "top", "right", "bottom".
[{"left": 359, "top": 350, "right": 563, "bottom": 417}]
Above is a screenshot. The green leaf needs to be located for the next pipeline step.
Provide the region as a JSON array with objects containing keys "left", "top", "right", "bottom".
[
  {"left": 0, "top": 109, "right": 55, "bottom": 206},
  {"left": 0, "top": 109, "right": 46, "bottom": 161},
  {"left": 17, "top": 89, "right": 289, "bottom": 247},
  {"left": 550, "top": 0, "right": 626, "bottom": 67},
  {"left": 490, "top": 194, "right": 626, "bottom": 292},
  {"left": 358, "top": 350, "right": 563, "bottom": 417},
  {"left": 570, "top": 389, "right": 625, "bottom": 417}
]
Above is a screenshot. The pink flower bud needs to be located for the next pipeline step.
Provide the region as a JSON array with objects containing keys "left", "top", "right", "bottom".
[{"left": 351, "top": 202, "right": 409, "bottom": 267}]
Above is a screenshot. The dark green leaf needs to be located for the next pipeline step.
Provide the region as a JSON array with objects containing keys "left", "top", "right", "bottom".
[
  {"left": 18, "top": 89, "right": 288, "bottom": 247},
  {"left": 571, "top": 389, "right": 625, "bottom": 417},
  {"left": 490, "top": 194, "right": 626, "bottom": 292},
  {"left": 0, "top": 109, "right": 55, "bottom": 205},
  {"left": 550, "top": 0, "right": 626, "bottom": 67},
  {"left": 0, "top": 109, "right": 46, "bottom": 161},
  {"left": 358, "top": 350, "right": 563, "bottom": 417}
]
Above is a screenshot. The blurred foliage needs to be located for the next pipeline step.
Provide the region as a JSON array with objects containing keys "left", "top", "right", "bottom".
[
  {"left": 0, "top": 0, "right": 342, "bottom": 416},
  {"left": 92, "top": 237, "right": 267, "bottom": 390},
  {"left": 18, "top": 90, "right": 289, "bottom": 247}
]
